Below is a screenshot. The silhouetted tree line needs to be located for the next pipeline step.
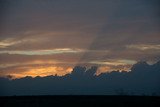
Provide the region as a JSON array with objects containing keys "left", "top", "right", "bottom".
[{"left": 0, "top": 61, "right": 160, "bottom": 96}]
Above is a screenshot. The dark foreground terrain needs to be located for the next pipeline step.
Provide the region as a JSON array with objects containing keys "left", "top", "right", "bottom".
[{"left": 0, "top": 95, "right": 160, "bottom": 107}]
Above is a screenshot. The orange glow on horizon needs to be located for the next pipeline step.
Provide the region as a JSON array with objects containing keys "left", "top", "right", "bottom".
[
  {"left": 3, "top": 65, "right": 132, "bottom": 79},
  {"left": 1, "top": 60, "right": 132, "bottom": 79},
  {"left": 10, "top": 66, "right": 73, "bottom": 79}
]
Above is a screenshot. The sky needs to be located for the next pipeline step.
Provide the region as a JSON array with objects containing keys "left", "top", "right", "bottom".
[{"left": 0, "top": 0, "right": 160, "bottom": 78}]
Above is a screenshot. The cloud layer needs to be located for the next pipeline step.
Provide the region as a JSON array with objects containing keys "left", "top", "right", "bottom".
[
  {"left": 0, "top": 61, "right": 160, "bottom": 96},
  {"left": 0, "top": 0, "right": 160, "bottom": 78}
]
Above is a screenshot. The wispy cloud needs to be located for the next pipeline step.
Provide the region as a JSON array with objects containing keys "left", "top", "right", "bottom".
[
  {"left": 0, "top": 38, "right": 37, "bottom": 48},
  {"left": 89, "top": 59, "right": 136, "bottom": 66},
  {"left": 126, "top": 44, "right": 160, "bottom": 50},
  {"left": 0, "top": 48, "right": 84, "bottom": 55},
  {"left": 0, "top": 38, "right": 19, "bottom": 48},
  {"left": 0, "top": 48, "right": 110, "bottom": 55}
]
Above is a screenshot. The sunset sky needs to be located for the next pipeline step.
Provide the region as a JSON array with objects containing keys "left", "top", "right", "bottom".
[{"left": 0, "top": 0, "right": 160, "bottom": 78}]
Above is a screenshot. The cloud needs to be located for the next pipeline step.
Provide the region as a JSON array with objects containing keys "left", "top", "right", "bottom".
[
  {"left": 0, "top": 0, "right": 160, "bottom": 81},
  {"left": 0, "top": 60, "right": 160, "bottom": 96},
  {"left": 0, "top": 38, "right": 20, "bottom": 48},
  {"left": 0, "top": 48, "right": 84, "bottom": 55},
  {"left": 90, "top": 59, "right": 135, "bottom": 74},
  {"left": 89, "top": 59, "right": 136, "bottom": 66},
  {"left": 126, "top": 44, "right": 160, "bottom": 50}
]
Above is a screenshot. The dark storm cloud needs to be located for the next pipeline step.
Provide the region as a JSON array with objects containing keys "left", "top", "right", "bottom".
[{"left": 0, "top": 61, "right": 160, "bottom": 96}]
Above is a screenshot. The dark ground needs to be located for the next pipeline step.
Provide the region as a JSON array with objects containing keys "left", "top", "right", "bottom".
[{"left": 0, "top": 95, "right": 160, "bottom": 107}]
